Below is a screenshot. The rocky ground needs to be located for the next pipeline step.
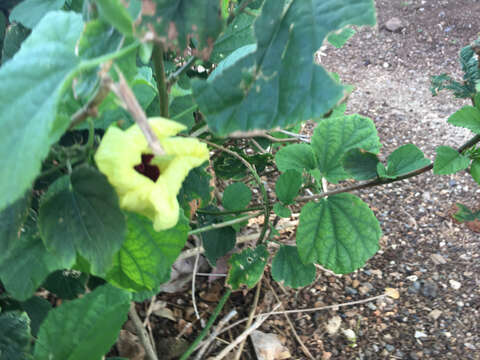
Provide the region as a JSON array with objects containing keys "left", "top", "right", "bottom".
[{"left": 141, "top": 1, "right": 480, "bottom": 359}]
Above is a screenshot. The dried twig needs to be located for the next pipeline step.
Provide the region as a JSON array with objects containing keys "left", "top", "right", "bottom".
[
  {"left": 213, "top": 303, "right": 282, "bottom": 360},
  {"left": 107, "top": 68, "right": 166, "bottom": 156},
  {"left": 194, "top": 310, "right": 237, "bottom": 360},
  {"left": 129, "top": 303, "right": 159, "bottom": 360},
  {"left": 191, "top": 235, "right": 201, "bottom": 323}
]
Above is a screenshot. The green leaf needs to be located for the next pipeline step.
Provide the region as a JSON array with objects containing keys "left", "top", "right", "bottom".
[
  {"left": 1, "top": 22, "right": 30, "bottom": 64},
  {"left": 0, "top": 311, "right": 31, "bottom": 359},
  {"left": 0, "top": 192, "right": 31, "bottom": 259},
  {"left": 327, "top": 27, "right": 356, "bottom": 48},
  {"left": 227, "top": 245, "right": 268, "bottom": 290},
  {"left": 42, "top": 270, "right": 88, "bottom": 300},
  {"left": 275, "top": 144, "right": 316, "bottom": 173},
  {"left": 0, "top": 12, "right": 83, "bottom": 211},
  {"left": 21, "top": 296, "right": 51, "bottom": 337},
  {"left": 311, "top": 114, "right": 381, "bottom": 183},
  {"left": 0, "top": 218, "right": 67, "bottom": 301},
  {"left": 140, "top": 0, "right": 224, "bottom": 59},
  {"left": 471, "top": 159, "right": 480, "bottom": 185},
  {"left": 383, "top": 144, "right": 430, "bottom": 178},
  {"left": 178, "top": 164, "right": 212, "bottom": 216},
  {"left": 200, "top": 222, "right": 236, "bottom": 266},
  {"left": 10, "top": 0, "right": 66, "bottom": 29},
  {"left": 452, "top": 203, "right": 479, "bottom": 223},
  {"left": 210, "top": 10, "right": 258, "bottom": 63},
  {"left": 193, "top": 0, "right": 376, "bottom": 135},
  {"left": 271, "top": 245, "right": 316, "bottom": 288},
  {"left": 275, "top": 169, "right": 302, "bottom": 205},
  {"left": 433, "top": 146, "right": 470, "bottom": 175},
  {"left": 273, "top": 203, "right": 291, "bottom": 218},
  {"left": 297, "top": 193, "right": 381, "bottom": 274},
  {"left": 376, "top": 162, "right": 395, "bottom": 179},
  {"left": 342, "top": 148, "right": 379, "bottom": 180},
  {"left": 170, "top": 95, "right": 196, "bottom": 130},
  {"left": 34, "top": 284, "right": 131, "bottom": 360},
  {"left": 447, "top": 106, "right": 480, "bottom": 134},
  {"left": 222, "top": 182, "right": 252, "bottom": 210},
  {"left": 39, "top": 166, "right": 126, "bottom": 275},
  {"left": 95, "top": 0, "right": 134, "bottom": 36},
  {"left": 107, "top": 212, "right": 189, "bottom": 292}
]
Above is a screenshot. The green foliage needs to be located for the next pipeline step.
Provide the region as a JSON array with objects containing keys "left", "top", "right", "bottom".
[
  {"left": 39, "top": 166, "right": 126, "bottom": 275},
  {"left": 198, "top": 213, "right": 236, "bottom": 266},
  {"left": 311, "top": 114, "right": 381, "bottom": 183},
  {"left": 343, "top": 148, "right": 379, "bottom": 180},
  {"left": 222, "top": 182, "right": 252, "bottom": 210},
  {"left": 471, "top": 159, "right": 480, "bottom": 184},
  {"left": 433, "top": 146, "right": 470, "bottom": 175},
  {"left": 0, "top": 311, "right": 31, "bottom": 359},
  {"left": 42, "top": 270, "right": 88, "bottom": 300},
  {"left": 378, "top": 144, "right": 430, "bottom": 179},
  {"left": 34, "top": 284, "right": 130, "bottom": 360},
  {"left": 193, "top": 0, "right": 376, "bottom": 135},
  {"left": 447, "top": 106, "right": 480, "bottom": 134},
  {"left": 297, "top": 194, "right": 381, "bottom": 274},
  {"left": 107, "top": 212, "right": 189, "bottom": 291},
  {"left": 275, "top": 143, "right": 316, "bottom": 173},
  {"left": 10, "top": 0, "right": 66, "bottom": 29},
  {"left": 328, "top": 27, "right": 356, "bottom": 48},
  {"left": 227, "top": 245, "right": 268, "bottom": 290},
  {"left": 453, "top": 203, "right": 480, "bottom": 223},
  {"left": 95, "top": 0, "right": 135, "bottom": 36},
  {"left": 275, "top": 170, "right": 302, "bottom": 205},
  {"left": 21, "top": 296, "right": 51, "bottom": 337},
  {"left": 271, "top": 245, "right": 316, "bottom": 288},
  {"left": 273, "top": 203, "right": 291, "bottom": 218},
  {"left": 1, "top": 23, "right": 30, "bottom": 64}
]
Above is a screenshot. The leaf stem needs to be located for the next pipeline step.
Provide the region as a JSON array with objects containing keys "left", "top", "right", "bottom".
[
  {"left": 180, "top": 288, "right": 233, "bottom": 360},
  {"left": 188, "top": 212, "right": 261, "bottom": 235},
  {"left": 152, "top": 43, "right": 169, "bottom": 118},
  {"left": 197, "top": 206, "right": 264, "bottom": 216}
]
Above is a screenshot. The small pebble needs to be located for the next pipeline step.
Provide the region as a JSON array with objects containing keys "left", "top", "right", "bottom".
[
  {"left": 449, "top": 279, "right": 461, "bottom": 290},
  {"left": 415, "top": 331, "right": 427, "bottom": 339}
]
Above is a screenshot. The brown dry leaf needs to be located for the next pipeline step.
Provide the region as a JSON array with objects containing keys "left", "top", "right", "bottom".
[
  {"left": 385, "top": 287, "right": 400, "bottom": 299},
  {"left": 250, "top": 330, "right": 291, "bottom": 360},
  {"left": 117, "top": 330, "right": 145, "bottom": 360},
  {"left": 152, "top": 301, "right": 176, "bottom": 322},
  {"left": 466, "top": 218, "right": 480, "bottom": 233}
]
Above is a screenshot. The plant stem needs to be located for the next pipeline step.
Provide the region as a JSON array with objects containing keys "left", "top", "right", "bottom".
[
  {"left": 167, "top": 56, "right": 196, "bottom": 87},
  {"left": 152, "top": 43, "right": 169, "bottom": 118},
  {"left": 197, "top": 206, "right": 264, "bottom": 216},
  {"left": 180, "top": 288, "right": 233, "bottom": 360},
  {"left": 129, "top": 303, "right": 159, "bottom": 360},
  {"left": 201, "top": 139, "right": 270, "bottom": 244},
  {"left": 188, "top": 212, "right": 261, "bottom": 235}
]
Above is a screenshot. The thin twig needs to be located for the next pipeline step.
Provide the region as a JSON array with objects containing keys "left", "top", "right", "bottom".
[
  {"left": 266, "top": 280, "right": 314, "bottom": 360},
  {"left": 234, "top": 276, "right": 263, "bottom": 360},
  {"left": 191, "top": 235, "right": 202, "bottom": 323},
  {"left": 152, "top": 43, "right": 169, "bottom": 117},
  {"left": 194, "top": 310, "right": 237, "bottom": 360},
  {"left": 129, "top": 303, "right": 159, "bottom": 360},
  {"left": 213, "top": 303, "right": 282, "bottom": 360},
  {"left": 167, "top": 56, "right": 196, "bottom": 87},
  {"left": 219, "top": 293, "right": 388, "bottom": 336},
  {"left": 107, "top": 69, "right": 166, "bottom": 156}
]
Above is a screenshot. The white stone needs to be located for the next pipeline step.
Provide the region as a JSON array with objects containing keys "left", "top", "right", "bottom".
[{"left": 449, "top": 279, "right": 461, "bottom": 290}]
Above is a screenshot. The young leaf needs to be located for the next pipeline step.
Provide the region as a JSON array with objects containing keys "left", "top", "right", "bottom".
[
  {"left": 222, "top": 182, "right": 252, "bottom": 210},
  {"left": 311, "top": 114, "right": 381, "bottom": 183},
  {"left": 447, "top": 106, "right": 480, "bottom": 134},
  {"left": 106, "top": 212, "right": 189, "bottom": 292},
  {"left": 9, "top": 0, "right": 65, "bottom": 29},
  {"left": 273, "top": 203, "right": 291, "bottom": 218},
  {"left": 383, "top": 144, "right": 430, "bottom": 178},
  {"left": 34, "top": 284, "right": 131, "bottom": 360},
  {"left": 271, "top": 245, "right": 316, "bottom": 288},
  {"left": 471, "top": 159, "right": 480, "bottom": 185},
  {"left": 0, "top": 11, "right": 83, "bottom": 211},
  {"left": 227, "top": 245, "right": 268, "bottom": 290},
  {"left": 193, "top": 0, "right": 376, "bottom": 135},
  {"left": 140, "top": 0, "right": 224, "bottom": 59},
  {"left": 327, "top": 27, "right": 356, "bottom": 48},
  {"left": 297, "top": 194, "right": 381, "bottom": 274},
  {"left": 275, "top": 143, "right": 316, "bottom": 173},
  {"left": 376, "top": 162, "right": 395, "bottom": 179},
  {"left": 275, "top": 169, "right": 302, "bottom": 205},
  {"left": 433, "top": 146, "right": 470, "bottom": 175},
  {"left": 342, "top": 148, "right": 379, "bottom": 181},
  {"left": 200, "top": 221, "right": 236, "bottom": 267},
  {"left": 0, "top": 218, "right": 67, "bottom": 301},
  {"left": 0, "top": 312, "right": 31, "bottom": 358},
  {"left": 39, "top": 166, "right": 126, "bottom": 275}
]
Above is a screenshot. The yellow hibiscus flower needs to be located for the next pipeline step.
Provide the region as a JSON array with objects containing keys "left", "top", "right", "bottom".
[{"left": 95, "top": 117, "right": 209, "bottom": 231}]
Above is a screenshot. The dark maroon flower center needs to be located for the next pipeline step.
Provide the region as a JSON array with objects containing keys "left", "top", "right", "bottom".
[{"left": 134, "top": 154, "right": 160, "bottom": 182}]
